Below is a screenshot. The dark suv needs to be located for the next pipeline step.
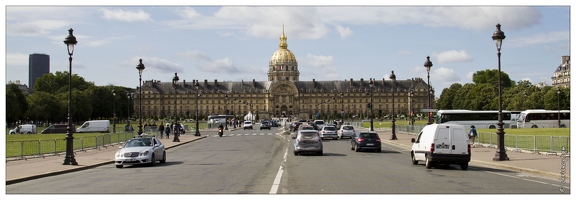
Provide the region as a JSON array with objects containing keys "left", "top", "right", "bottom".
[
  {"left": 351, "top": 132, "right": 381, "bottom": 152},
  {"left": 260, "top": 121, "right": 272, "bottom": 130}
]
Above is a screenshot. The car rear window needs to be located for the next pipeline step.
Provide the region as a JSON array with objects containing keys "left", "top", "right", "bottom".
[
  {"left": 343, "top": 126, "right": 354, "bottom": 130},
  {"left": 360, "top": 133, "right": 379, "bottom": 138},
  {"left": 324, "top": 126, "right": 336, "bottom": 131},
  {"left": 300, "top": 132, "right": 319, "bottom": 139}
]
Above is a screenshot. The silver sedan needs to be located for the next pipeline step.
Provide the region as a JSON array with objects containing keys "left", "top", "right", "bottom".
[{"left": 115, "top": 136, "right": 166, "bottom": 168}]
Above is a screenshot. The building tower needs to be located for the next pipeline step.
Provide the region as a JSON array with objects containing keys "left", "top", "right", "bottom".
[
  {"left": 268, "top": 24, "right": 299, "bottom": 81},
  {"left": 29, "top": 53, "right": 50, "bottom": 90}
]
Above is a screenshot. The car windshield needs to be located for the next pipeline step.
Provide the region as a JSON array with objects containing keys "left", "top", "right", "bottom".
[
  {"left": 125, "top": 139, "right": 151, "bottom": 147},
  {"left": 299, "top": 132, "right": 319, "bottom": 139},
  {"left": 315, "top": 121, "right": 324, "bottom": 124},
  {"left": 342, "top": 126, "right": 354, "bottom": 130},
  {"left": 360, "top": 133, "right": 379, "bottom": 138},
  {"left": 244, "top": 122, "right": 251, "bottom": 124},
  {"left": 301, "top": 126, "right": 314, "bottom": 130},
  {"left": 324, "top": 126, "right": 336, "bottom": 131}
]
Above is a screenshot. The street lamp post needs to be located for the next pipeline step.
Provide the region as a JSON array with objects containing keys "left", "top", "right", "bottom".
[
  {"left": 225, "top": 94, "right": 229, "bottom": 130},
  {"left": 424, "top": 56, "right": 433, "bottom": 125},
  {"left": 492, "top": 23, "right": 509, "bottom": 161},
  {"left": 390, "top": 71, "right": 397, "bottom": 140},
  {"left": 194, "top": 81, "right": 201, "bottom": 136},
  {"left": 233, "top": 98, "right": 237, "bottom": 128},
  {"left": 127, "top": 91, "right": 134, "bottom": 128},
  {"left": 112, "top": 88, "right": 116, "bottom": 133},
  {"left": 557, "top": 87, "right": 561, "bottom": 128},
  {"left": 340, "top": 92, "right": 344, "bottom": 125},
  {"left": 172, "top": 73, "right": 180, "bottom": 142},
  {"left": 410, "top": 90, "right": 414, "bottom": 128},
  {"left": 367, "top": 79, "right": 374, "bottom": 131},
  {"left": 136, "top": 59, "right": 145, "bottom": 136},
  {"left": 63, "top": 28, "right": 78, "bottom": 165}
]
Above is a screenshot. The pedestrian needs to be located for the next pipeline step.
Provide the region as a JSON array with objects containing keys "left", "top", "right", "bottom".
[
  {"left": 173, "top": 123, "right": 180, "bottom": 142},
  {"left": 469, "top": 125, "right": 478, "bottom": 145},
  {"left": 158, "top": 124, "right": 165, "bottom": 139},
  {"left": 165, "top": 124, "right": 170, "bottom": 139}
]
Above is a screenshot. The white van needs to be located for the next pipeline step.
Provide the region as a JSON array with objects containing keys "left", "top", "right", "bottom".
[
  {"left": 9, "top": 124, "right": 37, "bottom": 134},
  {"left": 76, "top": 120, "right": 110, "bottom": 133},
  {"left": 410, "top": 124, "right": 470, "bottom": 170}
]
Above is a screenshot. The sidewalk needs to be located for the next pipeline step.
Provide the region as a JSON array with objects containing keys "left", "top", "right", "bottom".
[
  {"left": 5, "top": 127, "right": 569, "bottom": 185},
  {"left": 370, "top": 128, "right": 570, "bottom": 179}
]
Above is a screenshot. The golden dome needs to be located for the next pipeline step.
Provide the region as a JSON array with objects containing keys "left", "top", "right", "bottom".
[{"left": 270, "top": 24, "right": 297, "bottom": 64}]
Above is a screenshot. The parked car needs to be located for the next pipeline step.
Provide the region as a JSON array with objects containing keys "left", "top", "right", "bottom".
[
  {"left": 76, "top": 120, "right": 110, "bottom": 133},
  {"left": 243, "top": 121, "right": 253, "bottom": 130},
  {"left": 115, "top": 136, "right": 166, "bottom": 168},
  {"left": 9, "top": 124, "right": 37, "bottom": 134},
  {"left": 337, "top": 125, "right": 355, "bottom": 139},
  {"left": 41, "top": 124, "right": 73, "bottom": 134},
  {"left": 319, "top": 125, "right": 338, "bottom": 140},
  {"left": 260, "top": 121, "right": 272, "bottom": 130},
  {"left": 292, "top": 130, "right": 323, "bottom": 156},
  {"left": 351, "top": 131, "right": 381, "bottom": 152},
  {"left": 298, "top": 125, "right": 316, "bottom": 131},
  {"left": 410, "top": 124, "right": 470, "bottom": 170},
  {"left": 270, "top": 120, "right": 279, "bottom": 127},
  {"left": 313, "top": 120, "right": 326, "bottom": 129}
]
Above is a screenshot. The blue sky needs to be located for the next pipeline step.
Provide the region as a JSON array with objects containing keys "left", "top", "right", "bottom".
[{"left": 2, "top": 1, "right": 573, "bottom": 99}]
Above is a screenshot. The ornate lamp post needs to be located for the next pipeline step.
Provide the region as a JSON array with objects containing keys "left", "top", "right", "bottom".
[
  {"left": 233, "top": 98, "right": 237, "bottom": 128},
  {"left": 340, "top": 92, "right": 345, "bottom": 125},
  {"left": 367, "top": 79, "right": 375, "bottom": 131},
  {"left": 112, "top": 88, "right": 116, "bottom": 133},
  {"left": 172, "top": 73, "right": 179, "bottom": 142},
  {"left": 390, "top": 71, "right": 397, "bottom": 140},
  {"left": 194, "top": 81, "right": 201, "bottom": 136},
  {"left": 127, "top": 91, "right": 134, "bottom": 128},
  {"left": 424, "top": 56, "right": 433, "bottom": 125},
  {"left": 63, "top": 28, "right": 78, "bottom": 165},
  {"left": 136, "top": 59, "right": 145, "bottom": 136},
  {"left": 410, "top": 89, "right": 414, "bottom": 127},
  {"left": 557, "top": 87, "right": 561, "bottom": 128},
  {"left": 225, "top": 94, "right": 229, "bottom": 130},
  {"left": 492, "top": 23, "right": 509, "bottom": 161}
]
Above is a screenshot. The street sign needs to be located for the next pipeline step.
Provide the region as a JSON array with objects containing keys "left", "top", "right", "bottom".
[{"left": 421, "top": 109, "right": 438, "bottom": 112}]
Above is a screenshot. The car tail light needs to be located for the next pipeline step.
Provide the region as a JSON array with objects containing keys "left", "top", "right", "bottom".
[
  {"left": 430, "top": 143, "right": 435, "bottom": 154},
  {"left": 357, "top": 138, "right": 364, "bottom": 142},
  {"left": 376, "top": 138, "right": 381, "bottom": 142}
]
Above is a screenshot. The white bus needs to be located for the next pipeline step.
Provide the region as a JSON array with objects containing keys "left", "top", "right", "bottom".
[
  {"left": 516, "top": 110, "right": 570, "bottom": 128},
  {"left": 436, "top": 110, "right": 513, "bottom": 129}
]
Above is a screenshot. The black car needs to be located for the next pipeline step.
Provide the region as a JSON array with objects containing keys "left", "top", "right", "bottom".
[
  {"left": 270, "top": 120, "right": 279, "bottom": 127},
  {"left": 351, "top": 132, "right": 381, "bottom": 152},
  {"left": 260, "top": 121, "right": 272, "bottom": 130},
  {"left": 41, "top": 124, "right": 74, "bottom": 134}
]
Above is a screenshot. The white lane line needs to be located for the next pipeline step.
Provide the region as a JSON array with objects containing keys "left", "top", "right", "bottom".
[
  {"left": 245, "top": 134, "right": 249, "bottom": 135},
  {"left": 252, "top": 133, "right": 257, "bottom": 135},
  {"left": 260, "top": 133, "right": 265, "bottom": 135},
  {"left": 270, "top": 144, "right": 288, "bottom": 194},
  {"left": 268, "top": 133, "right": 273, "bottom": 135},
  {"left": 485, "top": 171, "right": 569, "bottom": 189}
]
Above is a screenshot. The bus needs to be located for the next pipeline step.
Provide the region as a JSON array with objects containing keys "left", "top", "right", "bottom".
[
  {"left": 436, "top": 110, "right": 513, "bottom": 129},
  {"left": 516, "top": 110, "right": 570, "bottom": 128}
]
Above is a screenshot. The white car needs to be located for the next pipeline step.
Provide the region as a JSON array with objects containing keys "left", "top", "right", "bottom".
[
  {"left": 243, "top": 121, "right": 253, "bottom": 130},
  {"left": 115, "top": 136, "right": 166, "bottom": 168},
  {"left": 9, "top": 124, "right": 37, "bottom": 134},
  {"left": 338, "top": 125, "right": 355, "bottom": 139},
  {"left": 319, "top": 125, "right": 338, "bottom": 140}
]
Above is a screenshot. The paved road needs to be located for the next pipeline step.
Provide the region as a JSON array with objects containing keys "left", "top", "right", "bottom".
[{"left": 5, "top": 127, "right": 570, "bottom": 194}]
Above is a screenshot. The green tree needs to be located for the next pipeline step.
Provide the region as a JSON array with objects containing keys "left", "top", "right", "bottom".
[
  {"left": 436, "top": 83, "right": 462, "bottom": 109},
  {"left": 6, "top": 83, "right": 29, "bottom": 125},
  {"left": 34, "top": 71, "right": 95, "bottom": 94},
  {"left": 25, "top": 92, "right": 65, "bottom": 123},
  {"left": 451, "top": 83, "right": 474, "bottom": 109},
  {"left": 472, "top": 69, "right": 513, "bottom": 88},
  {"left": 467, "top": 83, "right": 497, "bottom": 110}
]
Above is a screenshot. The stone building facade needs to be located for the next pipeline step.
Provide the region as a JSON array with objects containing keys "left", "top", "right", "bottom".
[
  {"left": 552, "top": 55, "right": 570, "bottom": 88},
  {"left": 135, "top": 26, "right": 434, "bottom": 121}
]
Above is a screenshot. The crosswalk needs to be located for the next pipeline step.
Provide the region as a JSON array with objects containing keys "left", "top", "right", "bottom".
[{"left": 211, "top": 132, "right": 283, "bottom": 137}]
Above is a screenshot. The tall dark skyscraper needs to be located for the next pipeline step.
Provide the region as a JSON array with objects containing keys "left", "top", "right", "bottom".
[{"left": 29, "top": 53, "right": 50, "bottom": 90}]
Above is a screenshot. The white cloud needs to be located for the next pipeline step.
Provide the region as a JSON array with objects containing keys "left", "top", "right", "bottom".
[
  {"left": 179, "top": 50, "right": 212, "bottom": 62},
  {"left": 432, "top": 67, "right": 460, "bottom": 83},
  {"left": 432, "top": 50, "right": 473, "bottom": 64},
  {"left": 301, "top": 54, "right": 339, "bottom": 79},
  {"left": 198, "top": 58, "right": 240, "bottom": 73},
  {"left": 176, "top": 7, "right": 203, "bottom": 19},
  {"left": 6, "top": 20, "right": 70, "bottom": 36},
  {"left": 99, "top": 8, "right": 152, "bottom": 22},
  {"left": 126, "top": 57, "right": 182, "bottom": 73},
  {"left": 507, "top": 31, "right": 569, "bottom": 48},
  {"left": 466, "top": 72, "right": 475, "bottom": 81},
  {"left": 6, "top": 53, "right": 29, "bottom": 66},
  {"left": 335, "top": 25, "right": 353, "bottom": 39}
]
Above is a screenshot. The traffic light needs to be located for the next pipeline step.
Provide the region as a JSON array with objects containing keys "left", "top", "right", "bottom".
[{"left": 367, "top": 103, "right": 371, "bottom": 110}]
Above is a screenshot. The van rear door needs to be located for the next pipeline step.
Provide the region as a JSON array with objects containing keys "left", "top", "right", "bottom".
[
  {"left": 434, "top": 126, "right": 452, "bottom": 154},
  {"left": 451, "top": 126, "right": 469, "bottom": 155}
]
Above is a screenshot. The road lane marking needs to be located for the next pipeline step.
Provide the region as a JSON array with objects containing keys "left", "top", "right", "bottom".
[
  {"left": 485, "top": 171, "right": 570, "bottom": 189},
  {"left": 270, "top": 145, "right": 288, "bottom": 194}
]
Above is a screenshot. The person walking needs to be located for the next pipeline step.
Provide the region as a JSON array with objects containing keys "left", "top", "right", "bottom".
[
  {"left": 469, "top": 125, "right": 478, "bottom": 146},
  {"left": 164, "top": 124, "right": 170, "bottom": 139},
  {"left": 173, "top": 122, "right": 181, "bottom": 142},
  {"left": 158, "top": 124, "right": 165, "bottom": 139}
]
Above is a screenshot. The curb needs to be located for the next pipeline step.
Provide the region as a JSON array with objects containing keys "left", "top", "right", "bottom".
[{"left": 6, "top": 136, "right": 207, "bottom": 185}]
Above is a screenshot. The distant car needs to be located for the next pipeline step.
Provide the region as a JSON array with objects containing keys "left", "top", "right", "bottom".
[
  {"left": 292, "top": 130, "right": 323, "bottom": 156},
  {"left": 290, "top": 122, "right": 302, "bottom": 131},
  {"left": 115, "top": 136, "right": 166, "bottom": 168},
  {"left": 41, "top": 124, "right": 73, "bottom": 134},
  {"left": 307, "top": 122, "right": 320, "bottom": 130},
  {"left": 260, "top": 121, "right": 271, "bottom": 130},
  {"left": 351, "top": 131, "right": 381, "bottom": 152},
  {"left": 314, "top": 120, "right": 325, "bottom": 129},
  {"left": 337, "top": 125, "right": 355, "bottom": 139},
  {"left": 298, "top": 125, "right": 316, "bottom": 131},
  {"left": 270, "top": 120, "right": 279, "bottom": 127},
  {"left": 319, "top": 125, "right": 338, "bottom": 140},
  {"left": 243, "top": 121, "right": 253, "bottom": 130}
]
